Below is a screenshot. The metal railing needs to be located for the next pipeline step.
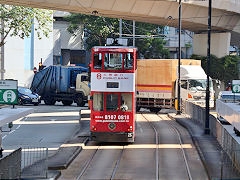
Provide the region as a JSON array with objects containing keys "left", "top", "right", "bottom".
[{"left": 21, "top": 147, "right": 48, "bottom": 179}]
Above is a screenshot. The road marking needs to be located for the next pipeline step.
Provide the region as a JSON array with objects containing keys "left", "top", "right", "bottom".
[{"left": 9, "top": 130, "right": 15, "bottom": 134}]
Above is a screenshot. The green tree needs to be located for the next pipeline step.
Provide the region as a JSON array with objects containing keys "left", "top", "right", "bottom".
[
  {"left": 65, "top": 14, "right": 118, "bottom": 48},
  {"left": 64, "top": 13, "right": 169, "bottom": 58},
  {"left": 191, "top": 54, "right": 240, "bottom": 86},
  {"left": 0, "top": 5, "right": 53, "bottom": 47}
]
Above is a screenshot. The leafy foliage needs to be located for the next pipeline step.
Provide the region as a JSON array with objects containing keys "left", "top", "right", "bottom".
[
  {"left": 191, "top": 54, "right": 240, "bottom": 86},
  {"left": 64, "top": 13, "right": 170, "bottom": 58},
  {"left": 64, "top": 14, "right": 118, "bottom": 47},
  {"left": 0, "top": 5, "right": 53, "bottom": 47}
]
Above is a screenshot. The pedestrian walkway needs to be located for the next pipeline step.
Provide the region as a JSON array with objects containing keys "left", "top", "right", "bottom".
[{"left": 0, "top": 106, "right": 34, "bottom": 126}]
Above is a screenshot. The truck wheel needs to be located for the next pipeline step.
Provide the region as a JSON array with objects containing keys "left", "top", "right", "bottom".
[
  {"left": 75, "top": 94, "right": 85, "bottom": 107},
  {"left": 136, "top": 106, "right": 141, "bottom": 112},
  {"left": 150, "top": 107, "right": 161, "bottom": 113},
  {"left": 62, "top": 100, "right": 73, "bottom": 106},
  {"left": 44, "top": 97, "right": 56, "bottom": 105}
]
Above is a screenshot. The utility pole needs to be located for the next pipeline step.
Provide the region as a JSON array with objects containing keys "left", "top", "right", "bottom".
[
  {"left": 0, "top": 17, "right": 4, "bottom": 80},
  {"left": 177, "top": 0, "right": 182, "bottom": 115},
  {"left": 205, "top": 0, "right": 212, "bottom": 134}
]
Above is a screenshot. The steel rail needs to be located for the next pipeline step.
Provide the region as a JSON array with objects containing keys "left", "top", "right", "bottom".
[{"left": 160, "top": 114, "right": 193, "bottom": 180}]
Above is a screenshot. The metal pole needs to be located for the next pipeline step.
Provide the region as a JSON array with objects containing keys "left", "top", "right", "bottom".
[
  {"left": 205, "top": 0, "right": 212, "bottom": 134},
  {"left": 133, "top": 20, "right": 135, "bottom": 47},
  {"left": 119, "top": 19, "right": 122, "bottom": 38},
  {"left": 177, "top": 0, "right": 182, "bottom": 115},
  {"left": 0, "top": 15, "right": 4, "bottom": 80}
]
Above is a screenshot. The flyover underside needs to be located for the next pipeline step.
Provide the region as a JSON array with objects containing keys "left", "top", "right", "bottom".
[
  {"left": 0, "top": 0, "right": 239, "bottom": 46},
  {"left": 0, "top": 0, "right": 238, "bottom": 29}
]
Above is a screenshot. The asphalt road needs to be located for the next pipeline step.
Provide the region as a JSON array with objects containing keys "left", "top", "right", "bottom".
[{"left": 2, "top": 102, "right": 87, "bottom": 157}]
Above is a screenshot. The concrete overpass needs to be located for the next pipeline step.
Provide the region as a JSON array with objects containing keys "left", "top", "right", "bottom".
[{"left": 0, "top": 0, "right": 239, "bottom": 57}]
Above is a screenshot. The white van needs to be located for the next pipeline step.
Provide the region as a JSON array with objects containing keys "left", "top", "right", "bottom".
[
  {"left": 216, "top": 91, "right": 240, "bottom": 124},
  {"left": 218, "top": 91, "right": 240, "bottom": 102}
]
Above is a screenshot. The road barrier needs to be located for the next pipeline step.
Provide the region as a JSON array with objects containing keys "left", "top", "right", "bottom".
[
  {"left": 0, "top": 148, "right": 21, "bottom": 179},
  {"left": 185, "top": 101, "right": 240, "bottom": 178}
]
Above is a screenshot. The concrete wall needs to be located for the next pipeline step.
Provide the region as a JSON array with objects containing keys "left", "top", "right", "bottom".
[
  {"left": 4, "top": 19, "right": 53, "bottom": 87},
  {"left": 193, "top": 32, "right": 231, "bottom": 58}
]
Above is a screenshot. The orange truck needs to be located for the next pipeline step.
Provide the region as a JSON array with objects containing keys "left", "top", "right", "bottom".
[{"left": 136, "top": 59, "right": 215, "bottom": 112}]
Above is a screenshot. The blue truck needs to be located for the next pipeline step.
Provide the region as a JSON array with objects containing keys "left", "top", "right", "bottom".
[{"left": 30, "top": 65, "right": 90, "bottom": 106}]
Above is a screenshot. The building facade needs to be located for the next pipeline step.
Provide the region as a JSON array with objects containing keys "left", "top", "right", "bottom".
[{"left": 4, "top": 19, "right": 53, "bottom": 87}]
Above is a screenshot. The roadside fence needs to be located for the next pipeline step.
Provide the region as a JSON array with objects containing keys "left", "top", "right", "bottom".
[{"left": 21, "top": 147, "right": 48, "bottom": 179}]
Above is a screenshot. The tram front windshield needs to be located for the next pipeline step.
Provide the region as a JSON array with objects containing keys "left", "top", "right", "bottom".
[
  {"left": 93, "top": 52, "right": 133, "bottom": 70},
  {"left": 93, "top": 93, "right": 132, "bottom": 111}
]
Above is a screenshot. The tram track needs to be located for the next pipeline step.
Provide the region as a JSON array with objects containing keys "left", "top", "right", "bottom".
[
  {"left": 160, "top": 114, "right": 193, "bottom": 180},
  {"left": 76, "top": 142, "right": 125, "bottom": 180},
  {"left": 141, "top": 113, "right": 160, "bottom": 180},
  {"left": 59, "top": 111, "right": 208, "bottom": 180},
  {"left": 140, "top": 112, "right": 193, "bottom": 180}
]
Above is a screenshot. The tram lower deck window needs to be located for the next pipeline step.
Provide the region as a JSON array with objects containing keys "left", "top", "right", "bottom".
[{"left": 106, "top": 94, "right": 118, "bottom": 111}]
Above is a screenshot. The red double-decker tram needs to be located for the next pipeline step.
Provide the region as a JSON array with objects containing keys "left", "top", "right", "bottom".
[{"left": 90, "top": 46, "right": 137, "bottom": 142}]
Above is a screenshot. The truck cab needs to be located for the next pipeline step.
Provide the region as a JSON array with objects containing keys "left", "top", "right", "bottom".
[{"left": 177, "top": 65, "right": 215, "bottom": 108}]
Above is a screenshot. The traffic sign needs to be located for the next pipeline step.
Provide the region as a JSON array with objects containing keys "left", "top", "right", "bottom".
[
  {"left": 232, "top": 80, "right": 240, "bottom": 93},
  {"left": 0, "top": 80, "right": 18, "bottom": 105}
]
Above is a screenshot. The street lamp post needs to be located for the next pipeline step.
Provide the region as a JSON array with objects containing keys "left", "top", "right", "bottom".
[
  {"left": 177, "top": 0, "right": 182, "bottom": 115},
  {"left": 205, "top": 0, "right": 212, "bottom": 134}
]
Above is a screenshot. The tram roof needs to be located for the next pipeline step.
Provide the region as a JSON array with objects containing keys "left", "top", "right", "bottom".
[{"left": 92, "top": 46, "right": 137, "bottom": 52}]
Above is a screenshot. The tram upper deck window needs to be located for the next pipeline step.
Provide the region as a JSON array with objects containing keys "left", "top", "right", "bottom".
[
  {"left": 93, "top": 53, "right": 102, "bottom": 69},
  {"left": 124, "top": 53, "right": 133, "bottom": 70},
  {"left": 104, "top": 53, "right": 122, "bottom": 70}
]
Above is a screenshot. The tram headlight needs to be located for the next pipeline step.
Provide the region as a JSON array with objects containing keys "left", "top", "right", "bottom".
[{"left": 128, "top": 126, "right": 133, "bottom": 131}]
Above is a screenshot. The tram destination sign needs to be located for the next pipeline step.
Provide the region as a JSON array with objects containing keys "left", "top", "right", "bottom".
[
  {"left": 0, "top": 80, "right": 18, "bottom": 105},
  {"left": 232, "top": 80, "right": 240, "bottom": 93}
]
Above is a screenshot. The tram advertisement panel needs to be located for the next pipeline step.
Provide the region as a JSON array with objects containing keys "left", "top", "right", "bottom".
[
  {"left": 91, "top": 72, "right": 135, "bottom": 92},
  {"left": 91, "top": 112, "right": 133, "bottom": 132}
]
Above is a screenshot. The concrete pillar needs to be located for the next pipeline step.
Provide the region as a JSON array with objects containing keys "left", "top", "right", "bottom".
[{"left": 193, "top": 32, "right": 231, "bottom": 58}]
